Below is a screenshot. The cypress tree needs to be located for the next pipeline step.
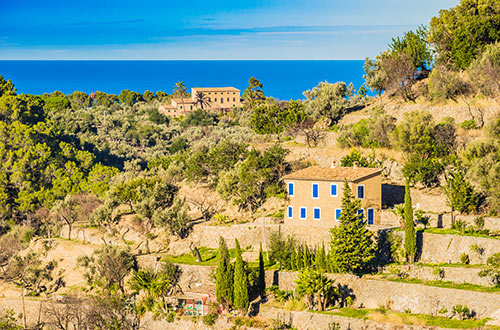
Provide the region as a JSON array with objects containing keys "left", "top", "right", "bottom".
[
  {"left": 258, "top": 243, "right": 266, "bottom": 297},
  {"left": 404, "top": 181, "right": 417, "bottom": 263},
  {"left": 290, "top": 245, "right": 296, "bottom": 270},
  {"left": 315, "top": 243, "right": 327, "bottom": 271},
  {"left": 216, "top": 236, "right": 233, "bottom": 308},
  {"left": 303, "top": 245, "right": 310, "bottom": 267},
  {"left": 296, "top": 246, "right": 304, "bottom": 270},
  {"left": 329, "top": 180, "right": 375, "bottom": 273},
  {"left": 233, "top": 239, "right": 249, "bottom": 313}
]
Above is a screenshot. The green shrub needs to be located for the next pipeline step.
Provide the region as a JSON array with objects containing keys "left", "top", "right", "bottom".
[
  {"left": 460, "top": 253, "right": 470, "bottom": 265},
  {"left": 460, "top": 119, "right": 477, "bottom": 130},
  {"left": 202, "top": 313, "right": 218, "bottom": 326},
  {"left": 428, "top": 65, "right": 469, "bottom": 100},
  {"left": 451, "top": 304, "right": 472, "bottom": 320},
  {"left": 165, "top": 311, "right": 176, "bottom": 323},
  {"left": 451, "top": 219, "right": 467, "bottom": 232}
]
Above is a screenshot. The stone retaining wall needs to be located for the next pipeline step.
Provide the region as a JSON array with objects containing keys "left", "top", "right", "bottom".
[
  {"left": 266, "top": 271, "right": 500, "bottom": 318},
  {"left": 402, "top": 265, "right": 490, "bottom": 287},
  {"left": 259, "top": 307, "right": 451, "bottom": 330}
]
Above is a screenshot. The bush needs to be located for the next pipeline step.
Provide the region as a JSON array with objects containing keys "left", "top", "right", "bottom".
[
  {"left": 340, "top": 150, "right": 382, "bottom": 168},
  {"left": 337, "top": 114, "right": 395, "bottom": 148},
  {"left": 202, "top": 313, "right": 218, "bottom": 326},
  {"left": 451, "top": 219, "right": 467, "bottom": 232},
  {"left": 451, "top": 304, "right": 472, "bottom": 320},
  {"left": 165, "top": 311, "right": 176, "bottom": 323},
  {"left": 428, "top": 65, "right": 469, "bottom": 100},
  {"left": 460, "top": 119, "right": 477, "bottom": 130},
  {"left": 460, "top": 253, "right": 470, "bottom": 265}
]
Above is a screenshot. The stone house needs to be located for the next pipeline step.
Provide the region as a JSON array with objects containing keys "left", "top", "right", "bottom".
[
  {"left": 283, "top": 165, "right": 382, "bottom": 228},
  {"left": 159, "top": 87, "right": 242, "bottom": 117}
]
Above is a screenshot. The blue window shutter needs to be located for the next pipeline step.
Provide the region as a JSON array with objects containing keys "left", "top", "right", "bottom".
[
  {"left": 368, "top": 209, "right": 374, "bottom": 225},
  {"left": 314, "top": 208, "right": 320, "bottom": 219},
  {"left": 312, "top": 183, "right": 319, "bottom": 198},
  {"left": 288, "top": 182, "right": 294, "bottom": 196},
  {"left": 288, "top": 206, "right": 293, "bottom": 218},
  {"left": 335, "top": 209, "right": 341, "bottom": 220},
  {"left": 331, "top": 184, "right": 337, "bottom": 196},
  {"left": 300, "top": 207, "right": 306, "bottom": 219},
  {"left": 357, "top": 185, "right": 364, "bottom": 198}
]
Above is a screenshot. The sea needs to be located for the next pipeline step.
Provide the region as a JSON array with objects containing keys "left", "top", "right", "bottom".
[{"left": 0, "top": 60, "right": 366, "bottom": 100}]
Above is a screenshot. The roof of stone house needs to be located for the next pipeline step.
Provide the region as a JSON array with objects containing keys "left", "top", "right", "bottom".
[
  {"left": 283, "top": 166, "right": 382, "bottom": 182},
  {"left": 159, "top": 104, "right": 177, "bottom": 109},
  {"left": 192, "top": 87, "right": 240, "bottom": 92},
  {"left": 172, "top": 98, "right": 196, "bottom": 104}
]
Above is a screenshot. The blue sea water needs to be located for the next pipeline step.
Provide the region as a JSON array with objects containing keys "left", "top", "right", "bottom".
[{"left": 0, "top": 60, "right": 366, "bottom": 100}]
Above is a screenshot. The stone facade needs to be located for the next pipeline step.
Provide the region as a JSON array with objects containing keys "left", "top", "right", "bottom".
[{"left": 283, "top": 166, "right": 382, "bottom": 227}]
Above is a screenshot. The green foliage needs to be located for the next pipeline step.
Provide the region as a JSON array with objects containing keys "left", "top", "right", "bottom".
[
  {"left": 428, "top": 65, "right": 470, "bottom": 100},
  {"left": 258, "top": 244, "right": 266, "bottom": 297},
  {"left": 216, "top": 237, "right": 233, "bottom": 308},
  {"left": 78, "top": 245, "right": 135, "bottom": 294},
  {"left": 443, "top": 163, "right": 481, "bottom": 214},
  {"left": 295, "top": 269, "right": 337, "bottom": 311},
  {"left": 243, "top": 77, "right": 265, "bottom": 109},
  {"left": 329, "top": 181, "right": 375, "bottom": 273},
  {"left": 0, "top": 309, "right": 21, "bottom": 330},
  {"left": 395, "top": 111, "right": 455, "bottom": 187},
  {"left": 479, "top": 252, "right": 500, "bottom": 286},
  {"left": 304, "top": 81, "right": 358, "bottom": 126},
  {"left": 468, "top": 42, "right": 500, "bottom": 96},
  {"left": 2, "top": 251, "right": 55, "bottom": 296},
  {"left": 460, "top": 119, "right": 477, "bottom": 130},
  {"left": 388, "top": 25, "right": 432, "bottom": 70},
  {"left": 460, "top": 253, "right": 470, "bottom": 265},
  {"left": 451, "top": 304, "right": 472, "bottom": 320},
  {"left": 403, "top": 182, "right": 417, "bottom": 263},
  {"left": 337, "top": 113, "right": 395, "bottom": 148},
  {"left": 182, "top": 109, "right": 217, "bottom": 126},
  {"left": 429, "top": 0, "right": 500, "bottom": 70},
  {"left": 250, "top": 100, "right": 308, "bottom": 135},
  {"left": 202, "top": 313, "right": 218, "bottom": 326},
  {"left": 216, "top": 144, "right": 290, "bottom": 212},
  {"left": 233, "top": 239, "right": 249, "bottom": 312},
  {"left": 340, "top": 150, "right": 382, "bottom": 168}
]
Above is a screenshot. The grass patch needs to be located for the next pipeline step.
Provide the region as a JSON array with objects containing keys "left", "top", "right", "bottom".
[
  {"left": 387, "top": 277, "right": 500, "bottom": 293},
  {"left": 420, "top": 228, "right": 500, "bottom": 240},
  {"left": 315, "top": 308, "right": 499, "bottom": 329},
  {"left": 161, "top": 246, "right": 241, "bottom": 266}
]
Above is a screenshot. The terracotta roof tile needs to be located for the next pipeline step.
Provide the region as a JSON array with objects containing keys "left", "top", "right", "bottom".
[
  {"left": 283, "top": 166, "right": 382, "bottom": 182},
  {"left": 192, "top": 87, "right": 240, "bottom": 92}
]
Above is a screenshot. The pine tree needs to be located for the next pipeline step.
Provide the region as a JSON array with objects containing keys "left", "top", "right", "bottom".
[
  {"left": 404, "top": 181, "right": 417, "bottom": 263},
  {"left": 258, "top": 243, "right": 266, "bottom": 297},
  {"left": 329, "top": 180, "right": 375, "bottom": 273},
  {"left": 233, "top": 239, "right": 249, "bottom": 313},
  {"left": 216, "top": 236, "right": 233, "bottom": 308}
]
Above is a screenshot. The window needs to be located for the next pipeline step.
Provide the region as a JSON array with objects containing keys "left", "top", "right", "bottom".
[
  {"left": 358, "top": 209, "right": 364, "bottom": 221},
  {"left": 215, "top": 98, "right": 217, "bottom": 102},
  {"left": 227, "top": 97, "right": 230, "bottom": 101},
  {"left": 330, "top": 184, "right": 338, "bottom": 197},
  {"left": 221, "top": 98, "right": 224, "bottom": 104},
  {"left": 335, "top": 208, "right": 341, "bottom": 221},
  {"left": 312, "top": 183, "right": 319, "bottom": 199},
  {"left": 287, "top": 206, "right": 293, "bottom": 219},
  {"left": 287, "top": 182, "right": 294, "bottom": 196},
  {"left": 313, "top": 207, "right": 321, "bottom": 220},
  {"left": 190, "top": 105, "right": 192, "bottom": 110},
  {"left": 368, "top": 208, "right": 374, "bottom": 225},
  {"left": 357, "top": 185, "right": 365, "bottom": 199},
  {"left": 233, "top": 98, "right": 236, "bottom": 102},
  {"left": 300, "top": 207, "right": 307, "bottom": 219},
  {"left": 180, "top": 106, "right": 183, "bottom": 109}
]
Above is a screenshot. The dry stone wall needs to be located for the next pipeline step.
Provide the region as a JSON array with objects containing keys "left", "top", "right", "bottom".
[{"left": 266, "top": 271, "right": 500, "bottom": 318}]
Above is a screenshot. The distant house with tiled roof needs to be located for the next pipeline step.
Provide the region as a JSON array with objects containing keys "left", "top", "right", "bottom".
[
  {"left": 159, "top": 87, "right": 242, "bottom": 117},
  {"left": 283, "top": 164, "right": 382, "bottom": 227}
]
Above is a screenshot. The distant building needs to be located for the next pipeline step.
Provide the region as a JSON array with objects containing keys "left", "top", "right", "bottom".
[
  {"left": 283, "top": 165, "right": 382, "bottom": 227},
  {"left": 159, "top": 87, "right": 242, "bottom": 117}
]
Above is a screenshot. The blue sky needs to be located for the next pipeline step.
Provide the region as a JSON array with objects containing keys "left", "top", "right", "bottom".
[{"left": 0, "top": 0, "right": 458, "bottom": 60}]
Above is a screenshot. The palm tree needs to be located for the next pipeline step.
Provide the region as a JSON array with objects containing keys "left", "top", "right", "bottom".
[
  {"left": 173, "top": 81, "right": 188, "bottom": 115},
  {"left": 295, "top": 269, "right": 337, "bottom": 311},
  {"left": 194, "top": 91, "right": 211, "bottom": 110}
]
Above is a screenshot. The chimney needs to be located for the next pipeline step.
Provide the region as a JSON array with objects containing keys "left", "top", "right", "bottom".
[{"left": 331, "top": 160, "right": 336, "bottom": 168}]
